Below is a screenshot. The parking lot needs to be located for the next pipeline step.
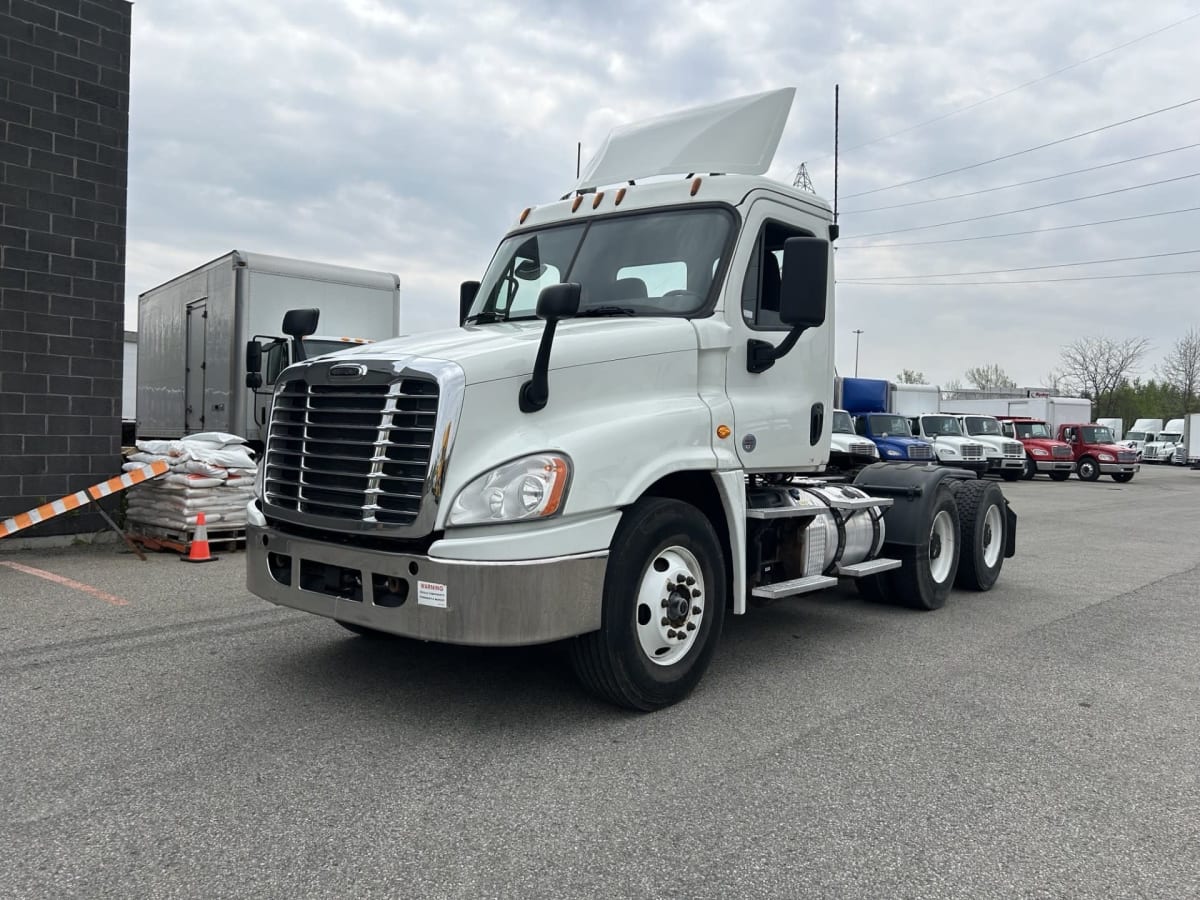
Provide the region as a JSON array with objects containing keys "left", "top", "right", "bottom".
[{"left": 2, "top": 464, "right": 1199, "bottom": 899}]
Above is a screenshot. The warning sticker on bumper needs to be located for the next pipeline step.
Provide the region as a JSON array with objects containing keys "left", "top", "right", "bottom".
[{"left": 417, "top": 580, "right": 447, "bottom": 608}]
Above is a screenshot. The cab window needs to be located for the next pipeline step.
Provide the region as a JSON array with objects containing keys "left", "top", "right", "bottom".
[{"left": 741, "top": 221, "right": 810, "bottom": 330}]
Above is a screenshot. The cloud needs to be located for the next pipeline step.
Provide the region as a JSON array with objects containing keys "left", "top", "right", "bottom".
[{"left": 127, "top": 0, "right": 1200, "bottom": 386}]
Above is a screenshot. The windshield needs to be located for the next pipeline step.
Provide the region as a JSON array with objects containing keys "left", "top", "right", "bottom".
[
  {"left": 1082, "top": 426, "right": 1115, "bottom": 443},
  {"left": 466, "top": 208, "right": 734, "bottom": 323},
  {"left": 869, "top": 414, "right": 912, "bottom": 437},
  {"left": 1014, "top": 421, "right": 1052, "bottom": 439},
  {"left": 964, "top": 416, "right": 1002, "bottom": 436},
  {"left": 920, "top": 415, "right": 962, "bottom": 437},
  {"left": 1125, "top": 431, "right": 1145, "bottom": 442},
  {"left": 832, "top": 411, "right": 854, "bottom": 434},
  {"left": 1158, "top": 432, "right": 1182, "bottom": 443}
]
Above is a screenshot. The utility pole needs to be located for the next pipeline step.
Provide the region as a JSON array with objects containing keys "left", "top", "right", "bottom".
[{"left": 853, "top": 329, "right": 864, "bottom": 377}]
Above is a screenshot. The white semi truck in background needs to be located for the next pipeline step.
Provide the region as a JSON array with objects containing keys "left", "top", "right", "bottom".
[
  {"left": 246, "top": 90, "right": 1017, "bottom": 710},
  {"left": 137, "top": 251, "right": 402, "bottom": 446}
]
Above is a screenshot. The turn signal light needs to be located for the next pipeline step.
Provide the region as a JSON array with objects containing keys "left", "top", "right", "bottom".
[{"left": 716, "top": 425, "right": 731, "bottom": 439}]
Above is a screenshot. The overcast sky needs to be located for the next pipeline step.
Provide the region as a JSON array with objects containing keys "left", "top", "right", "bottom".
[{"left": 126, "top": 0, "right": 1200, "bottom": 388}]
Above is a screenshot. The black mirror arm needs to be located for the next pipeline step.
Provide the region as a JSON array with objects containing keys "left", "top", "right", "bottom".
[
  {"left": 747, "top": 326, "right": 807, "bottom": 374},
  {"left": 519, "top": 319, "right": 560, "bottom": 412}
]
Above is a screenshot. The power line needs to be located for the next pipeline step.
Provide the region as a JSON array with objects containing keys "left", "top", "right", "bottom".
[
  {"left": 839, "top": 269, "right": 1200, "bottom": 286},
  {"left": 842, "top": 143, "right": 1200, "bottom": 214},
  {"left": 842, "top": 97, "right": 1200, "bottom": 200},
  {"left": 845, "top": 172, "right": 1200, "bottom": 239},
  {"left": 802, "top": 11, "right": 1200, "bottom": 163},
  {"left": 837, "top": 206, "right": 1200, "bottom": 249},
  {"left": 849, "top": 249, "right": 1200, "bottom": 281}
]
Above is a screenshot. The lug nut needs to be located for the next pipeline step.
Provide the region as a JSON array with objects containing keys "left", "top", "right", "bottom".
[
  {"left": 667, "top": 629, "right": 677, "bottom": 639},
  {"left": 686, "top": 622, "right": 696, "bottom": 631},
  {"left": 692, "top": 588, "right": 702, "bottom": 598},
  {"left": 661, "top": 599, "right": 668, "bottom": 608},
  {"left": 685, "top": 576, "right": 696, "bottom": 586},
  {"left": 678, "top": 632, "right": 688, "bottom": 640},
  {"left": 661, "top": 617, "right": 668, "bottom": 626},
  {"left": 676, "top": 573, "right": 687, "bottom": 584},
  {"left": 692, "top": 606, "right": 701, "bottom": 615}
]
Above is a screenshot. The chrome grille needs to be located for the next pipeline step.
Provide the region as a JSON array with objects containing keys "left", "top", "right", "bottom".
[
  {"left": 850, "top": 441, "right": 875, "bottom": 456},
  {"left": 264, "top": 377, "right": 440, "bottom": 525},
  {"left": 1003, "top": 441, "right": 1023, "bottom": 457},
  {"left": 907, "top": 444, "right": 933, "bottom": 460},
  {"left": 1052, "top": 445, "right": 1072, "bottom": 459},
  {"left": 1117, "top": 450, "right": 1136, "bottom": 464},
  {"left": 962, "top": 443, "right": 984, "bottom": 459},
  {"left": 1177, "top": 446, "right": 1187, "bottom": 464}
]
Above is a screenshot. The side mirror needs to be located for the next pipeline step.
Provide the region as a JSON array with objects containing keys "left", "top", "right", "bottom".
[
  {"left": 460, "top": 280, "right": 480, "bottom": 326},
  {"left": 535, "top": 282, "right": 581, "bottom": 321},
  {"left": 281, "top": 308, "right": 319, "bottom": 362},
  {"left": 245, "top": 341, "right": 263, "bottom": 389},
  {"left": 519, "top": 283, "right": 581, "bottom": 413},
  {"left": 778, "top": 236, "right": 828, "bottom": 328}
]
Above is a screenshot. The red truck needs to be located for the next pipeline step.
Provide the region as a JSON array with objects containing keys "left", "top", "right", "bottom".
[
  {"left": 997, "top": 416, "right": 1075, "bottom": 481},
  {"left": 1056, "top": 423, "right": 1139, "bottom": 482}
]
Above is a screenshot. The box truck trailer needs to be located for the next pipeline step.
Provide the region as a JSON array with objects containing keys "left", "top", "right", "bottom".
[{"left": 137, "top": 251, "right": 401, "bottom": 446}]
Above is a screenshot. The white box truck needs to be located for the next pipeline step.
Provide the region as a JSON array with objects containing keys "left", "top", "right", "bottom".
[
  {"left": 1175, "top": 414, "right": 1200, "bottom": 466},
  {"left": 137, "top": 251, "right": 401, "bottom": 446},
  {"left": 949, "top": 396, "right": 1092, "bottom": 436},
  {"left": 246, "top": 90, "right": 1018, "bottom": 710}
]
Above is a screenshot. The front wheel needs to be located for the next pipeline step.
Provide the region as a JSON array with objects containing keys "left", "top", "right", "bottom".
[
  {"left": 885, "top": 487, "right": 961, "bottom": 610},
  {"left": 1022, "top": 458, "right": 1036, "bottom": 480},
  {"left": 569, "top": 497, "right": 726, "bottom": 711},
  {"left": 1001, "top": 469, "right": 1021, "bottom": 482},
  {"left": 1112, "top": 472, "right": 1134, "bottom": 483},
  {"left": 1077, "top": 457, "right": 1101, "bottom": 481}
]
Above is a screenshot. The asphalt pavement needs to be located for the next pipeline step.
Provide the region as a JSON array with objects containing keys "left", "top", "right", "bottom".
[{"left": 1, "top": 464, "right": 1198, "bottom": 899}]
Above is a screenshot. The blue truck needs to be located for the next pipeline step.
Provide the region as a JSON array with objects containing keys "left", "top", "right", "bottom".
[{"left": 840, "top": 378, "right": 935, "bottom": 462}]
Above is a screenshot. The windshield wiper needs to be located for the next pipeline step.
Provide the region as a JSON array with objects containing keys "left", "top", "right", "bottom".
[
  {"left": 465, "top": 312, "right": 541, "bottom": 324},
  {"left": 577, "top": 306, "right": 637, "bottom": 317}
]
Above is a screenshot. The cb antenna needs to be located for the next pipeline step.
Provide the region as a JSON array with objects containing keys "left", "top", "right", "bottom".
[
  {"left": 831, "top": 83, "right": 840, "bottom": 241},
  {"left": 576, "top": 141, "right": 581, "bottom": 179}
]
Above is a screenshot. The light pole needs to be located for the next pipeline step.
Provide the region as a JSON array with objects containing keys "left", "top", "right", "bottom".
[{"left": 852, "top": 329, "right": 864, "bottom": 377}]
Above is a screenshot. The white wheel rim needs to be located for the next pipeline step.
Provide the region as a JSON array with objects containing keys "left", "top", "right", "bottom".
[
  {"left": 928, "top": 509, "right": 956, "bottom": 584},
  {"left": 635, "top": 545, "right": 704, "bottom": 667},
  {"left": 1080, "top": 461, "right": 1095, "bottom": 478},
  {"left": 982, "top": 503, "right": 1003, "bottom": 568}
]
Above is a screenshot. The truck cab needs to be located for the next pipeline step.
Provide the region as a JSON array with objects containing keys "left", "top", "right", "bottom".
[
  {"left": 245, "top": 89, "right": 1017, "bottom": 710},
  {"left": 827, "top": 408, "right": 879, "bottom": 475},
  {"left": 1120, "top": 418, "right": 1163, "bottom": 460},
  {"left": 953, "top": 415, "right": 1026, "bottom": 481},
  {"left": 1141, "top": 418, "right": 1184, "bottom": 464},
  {"left": 905, "top": 414, "right": 987, "bottom": 476},
  {"left": 1057, "top": 423, "right": 1139, "bottom": 482},
  {"left": 997, "top": 416, "right": 1074, "bottom": 480},
  {"left": 853, "top": 413, "right": 934, "bottom": 462}
]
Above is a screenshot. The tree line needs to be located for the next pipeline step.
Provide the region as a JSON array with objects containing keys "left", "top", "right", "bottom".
[{"left": 896, "top": 327, "right": 1200, "bottom": 421}]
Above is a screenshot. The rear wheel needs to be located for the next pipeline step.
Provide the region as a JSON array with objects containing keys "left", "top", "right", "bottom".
[
  {"left": 1049, "top": 470, "right": 1071, "bottom": 482},
  {"left": 952, "top": 480, "right": 1007, "bottom": 591},
  {"left": 569, "top": 497, "right": 726, "bottom": 711},
  {"left": 885, "top": 488, "right": 961, "bottom": 611},
  {"left": 1112, "top": 472, "right": 1134, "bottom": 483},
  {"left": 1077, "top": 457, "right": 1100, "bottom": 481}
]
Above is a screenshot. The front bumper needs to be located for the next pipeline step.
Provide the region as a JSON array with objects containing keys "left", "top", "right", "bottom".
[
  {"left": 1099, "top": 462, "right": 1139, "bottom": 475},
  {"left": 986, "top": 457, "right": 1025, "bottom": 472},
  {"left": 1035, "top": 460, "right": 1075, "bottom": 472},
  {"left": 247, "top": 523, "right": 607, "bottom": 646}
]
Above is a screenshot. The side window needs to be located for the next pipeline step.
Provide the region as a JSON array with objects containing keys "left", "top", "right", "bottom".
[
  {"left": 1001, "top": 423, "right": 1014, "bottom": 438},
  {"left": 741, "top": 220, "right": 809, "bottom": 329},
  {"left": 855, "top": 418, "right": 867, "bottom": 436},
  {"left": 264, "top": 340, "right": 289, "bottom": 385}
]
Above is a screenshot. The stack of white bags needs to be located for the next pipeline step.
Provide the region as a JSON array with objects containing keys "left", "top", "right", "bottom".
[{"left": 123, "top": 432, "right": 258, "bottom": 532}]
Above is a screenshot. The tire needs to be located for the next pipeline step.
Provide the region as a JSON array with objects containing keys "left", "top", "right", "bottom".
[
  {"left": 1077, "top": 457, "right": 1100, "bottom": 481},
  {"left": 1049, "top": 471, "right": 1071, "bottom": 482},
  {"left": 855, "top": 573, "right": 888, "bottom": 604},
  {"left": 1112, "top": 472, "right": 1134, "bottom": 483},
  {"left": 883, "top": 487, "right": 961, "bottom": 611},
  {"left": 1000, "top": 469, "right": 1021, "bottom": 482},
  {"left": 569, "top": 497, "right": 726, "bottom": 711},
  {"left": 1022, "top": 457, "right": 1036, "bottom": 480},
  {"left": 952, "top": 480, "right": 1007, "bottom": 591},
  {"left": 336, "top": 620, "right": 391, "bottom": 639}
]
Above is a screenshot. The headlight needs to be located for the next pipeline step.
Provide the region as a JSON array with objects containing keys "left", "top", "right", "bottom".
[
  {"left": 885, "top": 448, "right": 902, "bottom": 457},
  {"left": 1031, "top": 447, "right": 1048, "bottom": 456},
  {"left": 448, "top": 453, "right": 571, "bottom": 526},
  {"left": 1098, "top": 453, "right": 1114, "bottom": 462},
  {"left": 941, "top": 447, "right": 959, "bottom": 456}
]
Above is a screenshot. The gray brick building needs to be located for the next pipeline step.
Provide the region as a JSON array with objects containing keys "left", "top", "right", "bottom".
[{"left": 0, "top": 0, "right": 131, "bottom": 537}]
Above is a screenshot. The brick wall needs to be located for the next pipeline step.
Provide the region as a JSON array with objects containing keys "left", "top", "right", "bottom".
[{"left": 0, "top": 0, "right": 131, "bottom": 537}]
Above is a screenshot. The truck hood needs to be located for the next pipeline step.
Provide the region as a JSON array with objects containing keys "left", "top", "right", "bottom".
[
  {"left": 1021, "top": 438, "right": 1071, "bottom": 451},
  {"left": 318, "top": 318, "right": 698, "bottom": 386}
]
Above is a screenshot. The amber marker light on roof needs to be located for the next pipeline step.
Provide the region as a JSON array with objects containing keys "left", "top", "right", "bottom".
[
  {"left": 615, "top": 187, "right": 626, "bottom": 205},
  {"left": 716, "top": 425, "right": 731, "bottom": 439},
  {"left": 690, "top": 177, "right": 702, "bottom": 196},
  {"left": 519, "top": 207, "right": 531, "bottom": 224},
  {"left": 571, "top": 195, "right": 583, "bottom": 212},
  {"left": 592, "top": 191, "right": 605, "bottom": 209}
]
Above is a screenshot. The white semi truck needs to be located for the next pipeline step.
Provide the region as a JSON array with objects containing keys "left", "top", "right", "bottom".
[
  {"left": 246, "top": 90, "right": 1017, "bottom": 709},
  {"left": 137, "top": 251, "right": 402, "bottom": 446}
]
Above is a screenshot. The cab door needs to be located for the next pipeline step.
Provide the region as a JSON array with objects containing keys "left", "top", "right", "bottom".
[{"left": 722, "top": 197, "right": 833, "bottom": 472}]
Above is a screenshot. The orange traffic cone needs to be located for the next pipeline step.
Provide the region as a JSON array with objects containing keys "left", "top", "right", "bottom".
[{"left": 182, "top": 512, "right": 219, "bottom": 563}]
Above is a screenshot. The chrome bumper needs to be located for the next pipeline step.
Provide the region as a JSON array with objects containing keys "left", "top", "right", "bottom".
[
  {"left": 988, "top": 457, "right": 1025, "bottom": 471},
  {"left": 247, "top": 523, "right": 607, "bottom": 646},
  {"left": 1099, "top": 463, "right": 1139, "bottom": 474},
  {"left": 1036, "top": 460, "right": 1075, "bottom": 472}
]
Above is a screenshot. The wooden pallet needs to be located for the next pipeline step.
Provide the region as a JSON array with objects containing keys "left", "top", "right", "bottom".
[{"left": 127, "top": 521, "right": 247, "bottom": 554}]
